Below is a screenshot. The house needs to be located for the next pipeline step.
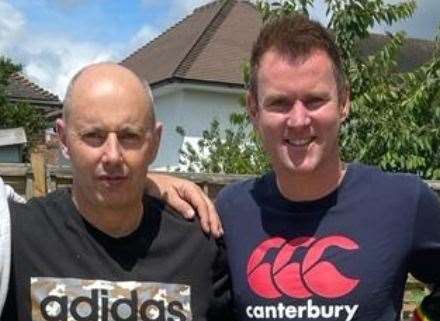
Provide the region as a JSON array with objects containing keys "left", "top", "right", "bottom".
[
  {"left": 121, "top": 0, "right": 261, "bottom": 169},
  {"left": 121, "top": 0, "right": 436, "bottom": 170},
  {"left": 5, "top": 72, "right": 62, "bottom": 122},
  {"left": 5, "top": 72, "right": 62, "bottom": 163}
]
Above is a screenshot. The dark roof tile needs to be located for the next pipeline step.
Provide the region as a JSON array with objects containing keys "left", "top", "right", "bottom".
[
  {"left": 5, "top": 72, "right": 60, "bottom": 102},
  {"left": 121, "top": 0, "right": 225, "bottom": 85}
]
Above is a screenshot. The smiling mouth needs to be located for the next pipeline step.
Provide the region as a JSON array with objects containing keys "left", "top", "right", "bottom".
[{"left": 284, "top": 137, "right": 315, "bottom": 147}]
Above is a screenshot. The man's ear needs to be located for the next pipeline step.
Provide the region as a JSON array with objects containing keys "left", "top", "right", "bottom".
[
  {"left": 147, "top": 122, "right": 163, "bottom": 165},
  {"left": 339, "top": 88, "right": 351, "bottom": 123},
  {"left": 246, "top": 91, "right": 259, "bottom": 126},
  {"left": 55, "top": 118, "right": 70, "bottom": 160}
]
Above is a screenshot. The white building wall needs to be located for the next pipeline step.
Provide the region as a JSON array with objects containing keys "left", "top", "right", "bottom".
[{"left": 151, "top": 84, "right": 244, "bottom": 170}]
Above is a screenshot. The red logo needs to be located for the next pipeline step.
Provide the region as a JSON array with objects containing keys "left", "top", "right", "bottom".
[{"left": 247, "top": 236, "right": 360, "bottom": 299}]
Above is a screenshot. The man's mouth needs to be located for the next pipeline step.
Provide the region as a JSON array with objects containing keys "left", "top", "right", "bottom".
[
  {"left": 284, "top": 137, "right": 315, "bottom": 147},
  {"left": 98, "top": 175, "right": 127, "bottom": 183}
]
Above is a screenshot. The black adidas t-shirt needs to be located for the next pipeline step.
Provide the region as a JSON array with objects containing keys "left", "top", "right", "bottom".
[
  {"left": 216, "top": 163, "right": 440, "bottom": 321},
  {"left": 3, "top": 189, "right": 231, "bottom": 321}
]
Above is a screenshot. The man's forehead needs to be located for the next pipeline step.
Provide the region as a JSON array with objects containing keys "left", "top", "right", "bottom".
[
  {"left": 67, "top": 108, "right": 149, "bottom": 130},
  {"left": 71, "top": 118, "right": 146, "bottom": 130},
  {"left": 73, "top": 78, "right": 137, "bottom": 102},
  {"left": 260, "top": 48, "right": 331, "bottom": 68},
  {"left": 257, "top": 49, "right": 336, "bottom": 87}
]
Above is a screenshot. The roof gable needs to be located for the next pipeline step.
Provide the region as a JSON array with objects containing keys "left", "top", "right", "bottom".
[
  {"left": 121, "top": 1, "right": 226, "bottom": 85},
  {"left": 121, "top": 0, "right": 261, "bottom": 87},
  {"left": 177, "top": 1, "right": 261, "bottom": 85}
]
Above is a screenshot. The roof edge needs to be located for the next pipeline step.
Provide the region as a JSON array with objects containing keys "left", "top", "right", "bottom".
[
  {"left": 120, "top": 0, "right": 224, "bottom": 64},
  {"left": 7, "top": 97, "right": 63, "bottom": 106},
  {"left": 173, "top": 0, "right": 233, "bottom": 76},
  {"left": 8, "top": 72, "right": 61, "bottom": 102},
  {"left": 151, "top": 76, "right": 245, "bottom": 90}
]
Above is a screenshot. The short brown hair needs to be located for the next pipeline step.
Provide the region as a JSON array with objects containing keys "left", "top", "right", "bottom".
[{"left": 249, "top": 14, "right": 348, "bottom": 103}]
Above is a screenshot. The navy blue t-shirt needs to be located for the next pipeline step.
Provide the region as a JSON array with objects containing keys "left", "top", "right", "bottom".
[{"left": 216, "top": 163, "right": 440, "bottom": 321}]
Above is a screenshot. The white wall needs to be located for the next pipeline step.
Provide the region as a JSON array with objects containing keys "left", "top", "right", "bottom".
[{"left": 151, "top": 84, "right": 245, "bottom": 170}]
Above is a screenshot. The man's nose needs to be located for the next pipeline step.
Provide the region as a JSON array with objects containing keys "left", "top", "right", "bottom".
[
  {"left": 102, "top": 133, "right": 123, "bottom": 164},
  {"left": 286, "top": 101, "right": 312, "bottom": 129}
]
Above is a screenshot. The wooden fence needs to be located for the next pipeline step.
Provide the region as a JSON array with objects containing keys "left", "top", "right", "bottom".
[
  {"left": 1, "top": 160, "right": 439, "bottom": 319},
  {"left": 0, "top": 162, "right": 260, "bottom": 200},
  {"left": 1, "top": 162, "right": 439, "bottom": 200}
]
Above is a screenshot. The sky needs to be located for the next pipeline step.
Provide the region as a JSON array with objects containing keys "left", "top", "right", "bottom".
[{"left": 0, "top": 0, "right": 438, "bottom": 98}]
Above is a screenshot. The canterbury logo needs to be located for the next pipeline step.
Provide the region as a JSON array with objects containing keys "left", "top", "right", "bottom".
[{"left": 247, "top": 236, "right": 360, "bottom": 299}]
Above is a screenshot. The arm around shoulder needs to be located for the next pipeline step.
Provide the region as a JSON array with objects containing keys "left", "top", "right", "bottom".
[{"left": 145, "top": 173, "right": 223, "bottom": 237}]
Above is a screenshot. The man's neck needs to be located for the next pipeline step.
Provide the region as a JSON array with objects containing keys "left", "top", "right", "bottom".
[
  {"left": 71, "top": 188, "right": 144, "bottom": 238},
  {"left": 276, "top": 158, "right": 347, "bottom": 202}
]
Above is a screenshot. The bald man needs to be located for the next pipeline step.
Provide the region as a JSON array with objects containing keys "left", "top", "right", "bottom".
[{"left": 2, "top": 63, "right": 230, "bottom": 321}]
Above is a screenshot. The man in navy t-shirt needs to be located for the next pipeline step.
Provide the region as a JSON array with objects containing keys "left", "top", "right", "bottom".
[{"left": 215, "top": 14, "right": 440, "bottom": 321}]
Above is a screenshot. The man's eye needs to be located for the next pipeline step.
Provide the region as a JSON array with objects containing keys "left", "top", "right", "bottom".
[
  {"left": 271, "top": 99, "right": 288, "bottom": 106},
  {"left": 118, "top": 132, "right": 142, "bottom": 145},
  {"left": 306, "top": 98, "right": 326, "bottom": 109},
  {"left": 82, "top": 132, "right": 106, "bottom": 146},
  {"left": 265, "top": 99, "right": 290, "bottom": 111}
]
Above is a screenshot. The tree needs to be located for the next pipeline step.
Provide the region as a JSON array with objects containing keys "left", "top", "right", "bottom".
[
  {"left": 177, "top": 113, "right": 270, "bottom": 174},
  {"left": 178, "top": 0, "right": 440, "bottom": 179},
  {"left": 0, "top": 56, "right": 47, "bottom": 158}
]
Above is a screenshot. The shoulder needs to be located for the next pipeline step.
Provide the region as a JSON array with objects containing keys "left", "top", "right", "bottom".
[
  {"left": 12, "top": 189, "right": 68, "bottom": 211},
  {"left": 346, "top": 163, "right": 436, "bottom": 217},
  {"left": 215, "top": 176, "right": 256, "bottom": 210},
  {"left": 10, "top": 189, "right": 70, "bottom": 230},
  {"left": 146, "top": 194, "right": 192, "bottom": 225},
  {"left": 215, "top": 172, "right": 273, "bottom": 222},
  {"left": 144, "top": 194, "right": 219, "bottom": 257},
  {"left": 349, "top": 162, "right": 424, "bottom": 193},
  {"left": 146, "top": 194, "right": 216, "bottom": 239},
  {"left": 216, "top": 173, "right": 268, "bottom": 204}
]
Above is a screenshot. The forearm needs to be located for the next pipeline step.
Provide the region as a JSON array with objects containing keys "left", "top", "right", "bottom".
[
  {"left": 145, "top": 172, "right": 223, "bottom": 236},
  {"left": 5, "top": 184, "right": 25, "bottom": 203}
]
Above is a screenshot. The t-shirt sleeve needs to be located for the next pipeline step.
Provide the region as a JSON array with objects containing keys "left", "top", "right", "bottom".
[
  {"left": 207, "top": 238, "right": 235, "bottom": 321},
  {"left": 408, "top": 181, "right": 440, "bottom": 285}
]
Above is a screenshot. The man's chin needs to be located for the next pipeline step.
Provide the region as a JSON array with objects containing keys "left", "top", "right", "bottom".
[
  {"left": 93, "top": 196, "right": 132, "bottom": 209},
  {"left": 275, "top": 157, "right": 319, "bottom": 176}
]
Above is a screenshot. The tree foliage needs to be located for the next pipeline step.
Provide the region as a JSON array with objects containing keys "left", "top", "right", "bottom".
[
  {"left": 178, "top": 0, "right": 440, "bottom": 178},
  {"left": 0, "top": 56, "right": 47, "bottom": 157},
  {"left": 177, "top": 113, "right": 270, "bottom": 174}
]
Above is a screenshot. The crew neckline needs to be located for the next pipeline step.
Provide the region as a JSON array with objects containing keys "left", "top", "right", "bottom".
[
  {"left": 61, "top": 189, "right": 158, "bottom": 245},
  {"left": 256, "top": 163, "right": 355, "bottom": 213}
]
